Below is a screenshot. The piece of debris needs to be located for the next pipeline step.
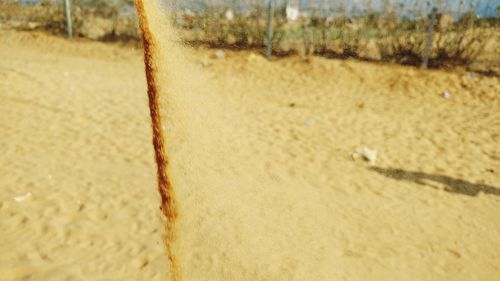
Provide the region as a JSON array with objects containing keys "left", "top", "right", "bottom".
[
  {"left": 27, "top": 22, "right": 41, "bottom": 30},
  {"left": 304, "top": 119, "right": 313, "bottom": 126},
  {"left": 215, "top": 50, "right": 225, "bottom": 59},
  {"left": 14, "top": 192, "right": 32, "bottom": 202},
  {"left": 466, "top": 72, "right": 474, "bottom": 80},
  {"left": 200, "top": 59, "right": 211, "bottom": 67},
  {"left": 225, "top": 9, "right": 234, "bottom": 21},
  {"left": 286, "top": 4, "right": 299, "bottom": 21},
  {"left": 442, "top": 91, "right": 451, "bottom": 99},
  {"left": 353, "top": 147, "right": 377, "bottom": 165}
]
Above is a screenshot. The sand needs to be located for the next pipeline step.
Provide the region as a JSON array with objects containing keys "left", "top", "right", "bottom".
[
  {"left": 1, "top": 22, "right": 499, "bottom": 281},
  {"left": 0, "top": 30, "right": 169, "bottom": 280}
]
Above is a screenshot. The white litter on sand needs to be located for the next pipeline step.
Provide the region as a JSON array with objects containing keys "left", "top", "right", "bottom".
[
  {"left": 14, "top": 192, "right": 32, "bottom": 202},
  {"left": 215, "top": 50, "right": 225, "bottom": 59},
  {"left": 353, "top": 147, "right": 377, "bottom": 165}
]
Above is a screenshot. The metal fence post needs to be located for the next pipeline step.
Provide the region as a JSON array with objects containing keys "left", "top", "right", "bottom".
[
  {"left": 63, "top": 0, "right": 73, "bottom": 38},
  {"left": 422, "top": 7, "right": 437, "bottom": 68},
  {"left": 265, "top": 0, "right": 274, "bottom": 60}
]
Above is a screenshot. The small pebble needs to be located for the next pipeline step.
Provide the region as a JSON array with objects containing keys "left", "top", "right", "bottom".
[{"left": 215, "top": 50, "right": 225, "bottom": 59}]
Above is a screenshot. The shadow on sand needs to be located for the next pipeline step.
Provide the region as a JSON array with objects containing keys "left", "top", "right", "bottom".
[{"left": 370, "top": 167, "right": 500, "bottom": 197}]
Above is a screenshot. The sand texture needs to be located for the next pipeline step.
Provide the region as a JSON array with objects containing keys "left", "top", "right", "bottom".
[
  {"left": 1, "top": 23, "right": 500, "bottom": 281},
  {"left": 0, "top": 30, "right": 169, "bottom": 280}
]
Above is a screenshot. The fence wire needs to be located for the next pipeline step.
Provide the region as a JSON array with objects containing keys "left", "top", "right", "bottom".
[{"left": 0, "top": 0, "right": 498, "bottom": 73}]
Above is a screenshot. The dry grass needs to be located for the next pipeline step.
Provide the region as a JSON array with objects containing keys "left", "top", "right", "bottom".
[
  {"left": 0, "top": 1, "right": 139, "bottom": 40},
  {"left": 1, "top": 1, "right": 498, "bottom": 75}
]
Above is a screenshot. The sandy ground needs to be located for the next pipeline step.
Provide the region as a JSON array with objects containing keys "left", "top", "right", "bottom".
[
  {"left": 0, "top": 30, "right": 168, "bottom": 280},
  {"left": 1, "top": 25, "right": 500, "bottom": 281}
]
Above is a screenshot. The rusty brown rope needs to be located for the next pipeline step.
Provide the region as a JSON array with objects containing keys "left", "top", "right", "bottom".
[{"left": 134, "top": 0, "right": 181, "bottom": 280}]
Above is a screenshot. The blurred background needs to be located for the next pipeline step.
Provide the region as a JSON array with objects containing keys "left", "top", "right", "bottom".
[{"left": 1, "top": 0, "right": 498, "bottom": 72}]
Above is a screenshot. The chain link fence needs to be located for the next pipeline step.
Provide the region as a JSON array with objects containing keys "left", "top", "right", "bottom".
[
  {"left": 0, "top": 0, "right": 139, "bottom": 40},
  {"left": 1, "top": 0, "right": 498, "bottom": 74}
]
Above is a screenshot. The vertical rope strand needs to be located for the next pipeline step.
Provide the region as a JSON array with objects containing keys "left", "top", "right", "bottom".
[{"left": 134, "top": 0, "right": 181, "bottom": 280}]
